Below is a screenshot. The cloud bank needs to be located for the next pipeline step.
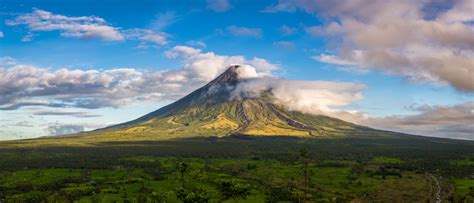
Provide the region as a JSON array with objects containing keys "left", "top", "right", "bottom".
[
  {"left": 233, "top": 77, "right": 365, "bottom": 114},
  {"left": 44, "top": 122, "right": 115, "bottom": 136},
  {"left": 267, "top": 0, "right": 474, "bottom": 92},
  {"left": 46, "top": 123, "right": 85, "bottom": 136},
  {"left": 0, "top": 46, "right": 277, "bottom": 110},
  {"left": 361, "top": 102, "right": 474, "bottom": 140}
]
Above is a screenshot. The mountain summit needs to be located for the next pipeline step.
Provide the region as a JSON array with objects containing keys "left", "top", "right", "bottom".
[
  {"left": 94, "top": 65, "right": 385, "bottom": 140},
  {"left": 208, "top": 65, "right": 241, "bottom": 85}
]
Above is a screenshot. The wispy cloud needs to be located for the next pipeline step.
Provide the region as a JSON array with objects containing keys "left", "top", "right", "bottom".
[
  {"left": 6, "top": 9, "right": 170, "bottom": 46},
  {"left": 227, "top": 26, "right": 262, "bottom": 38},
  {"left": 33, "top": 111, "right": 102, "bottom": 118},
  {"left": 186, "top": 40, "right": 207, "bottom": 48},
  {"left": 0, "top": 101, "right": 69, "bottom": 110},
  {"left": 6, "top": 8, "right": 124, "bottom": 41},
  {"left": 123, "top": 28, "right": 169, "bottom": 46},
  {"left": 312, "top": 54, "right": 356, "bottom": 66},
  {"left": 20, "top": 32, "right": 35, "bottom": 42},
  {"left": 206, "top": 0, "right": 232, "bottom": 12},
  {"left": 150, "top": 11, "right": 178, "bottom": 31},
  {"left": 279, "top": 25, "right": 297, "bottom": 36},
  {"left": 273, "top": 41, "right": 295, "bottom": 49}
]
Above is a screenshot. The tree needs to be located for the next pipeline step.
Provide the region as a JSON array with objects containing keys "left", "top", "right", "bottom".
[
  {"left": 300, "top": 149, "right": 310, "bottom": 202},
  {"left": 265, "top": 185, "right": 301, "bottom": 203},
  {"left": 151, "top": 191, "right": 168, "bottom": 203},
  {"left": 177, "top": 162, "right": 188, "bottom": 191},
  {"left": 136, "top": 193, "right": 147, "bottom": 202},
  {"left": 218, "top": 179, "right": 252, "bottom": 201},
  {"left": 177, "top": 188, "right": 210, "bottom": 203}
]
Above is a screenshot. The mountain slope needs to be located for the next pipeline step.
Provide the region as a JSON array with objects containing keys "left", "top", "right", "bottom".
[{"left": 89, "top": 65, "right": 386, "bottom": 140}]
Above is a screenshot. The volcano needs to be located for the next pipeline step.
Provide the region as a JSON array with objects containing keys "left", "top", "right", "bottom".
[{"left": 91, "top": 65, "right": 391, "bottom": 140}]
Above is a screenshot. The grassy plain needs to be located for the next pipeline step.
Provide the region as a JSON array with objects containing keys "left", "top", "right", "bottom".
[{"left": 0, "top": 135, "right": 473, "bottom": 202}]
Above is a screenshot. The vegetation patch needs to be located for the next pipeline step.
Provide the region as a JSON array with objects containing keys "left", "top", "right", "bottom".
[{"left": 371, "top": 156, "right": 403, "bottom": 164}]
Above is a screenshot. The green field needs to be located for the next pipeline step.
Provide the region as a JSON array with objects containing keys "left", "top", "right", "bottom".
[
  {"left": 0, "top": 159, "right": 433, "bottom": 202},
  {"left": 0, "top": 135, "right": 473, "bottom": 202}
]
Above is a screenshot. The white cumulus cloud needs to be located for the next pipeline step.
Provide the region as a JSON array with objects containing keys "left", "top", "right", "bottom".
[
  {"left": 0, "top": 46, "right": 278, "bottom": 110},
  {"left": 267, "top": 0, "right": 474, "bottom": 92},
  {"left": 233, "top": 77, "right": 366, "bottom": 114},
  {"left": 164, "top": 46, "right": 277, "bottom": 81}
]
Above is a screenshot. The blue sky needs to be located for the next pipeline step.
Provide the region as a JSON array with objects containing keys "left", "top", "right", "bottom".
[{"left": 0, "top": 0, "right": 473, "bottom": 140}]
